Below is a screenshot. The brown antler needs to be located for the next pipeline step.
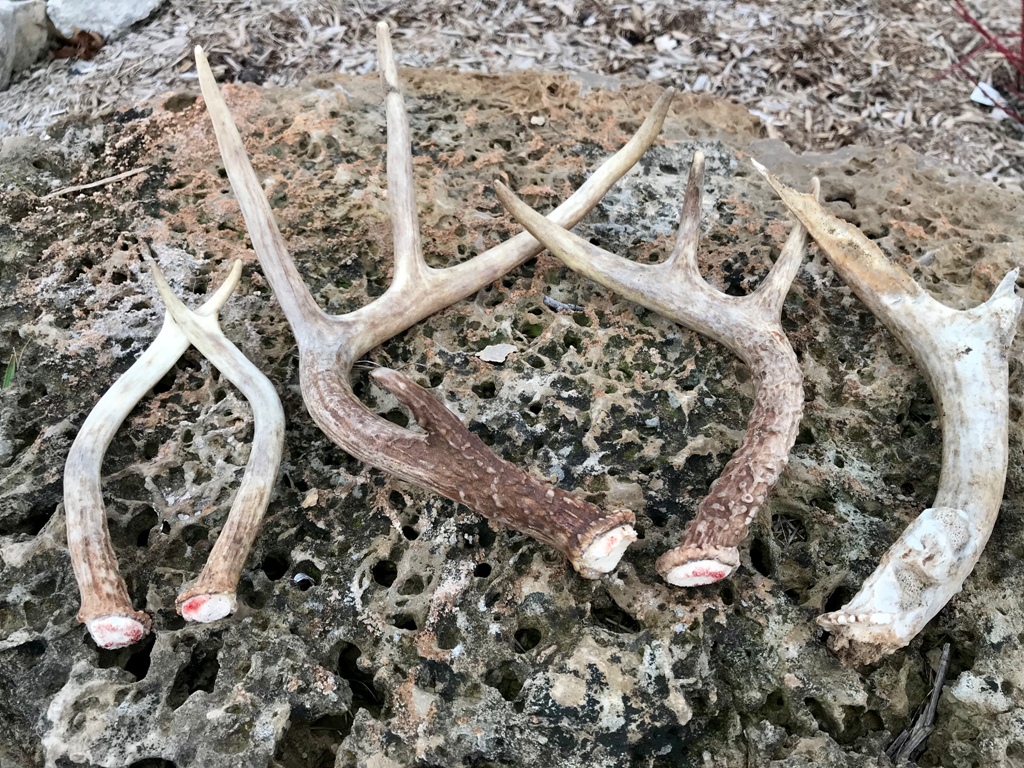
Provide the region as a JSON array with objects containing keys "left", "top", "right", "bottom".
[
  {"left": 192, "top": 24, "right": 675, "bottom": 577},
  {"left": 495, "top": 153, "right": 816, "bottom": 586}
]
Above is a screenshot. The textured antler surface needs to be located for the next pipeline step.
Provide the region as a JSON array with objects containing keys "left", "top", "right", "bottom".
[
  {"left": 495, "top": 153, "right": 815, "bottom": 586},
  {"left": 754, "top": 160, "right": 1022, "bottom": 666},
  {"left": 191, "top": 24, "right": 677, "bottom": 576}
]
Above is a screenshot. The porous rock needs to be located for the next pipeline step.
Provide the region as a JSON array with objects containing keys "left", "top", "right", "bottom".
[
  {"left": 1, "top": 67, "right": 1023, "bottom": 767},
  {"left": 46, "top": 0, "right": 165, "bottom": 41}
]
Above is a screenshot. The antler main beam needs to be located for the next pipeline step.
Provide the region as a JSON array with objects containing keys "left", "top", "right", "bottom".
[
  {"left": 193, "top": 24, "right": 676, "bottom": 576},
  {"left": 147, "top": 260, "right": 285, "bottom": 624},
  {"left": 65, "top": 266, "right": 237, "bottom": 648},
  {"left": 496, "top": 153, "right": 815, "bottom": 586},
  {"left": 754, "top": 161, "right": 1021, "bottom": 666}
]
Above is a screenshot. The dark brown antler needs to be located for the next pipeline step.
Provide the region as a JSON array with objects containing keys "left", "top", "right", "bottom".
[{"left": 193, "top": 24, "right": 674, "bottom": 576}]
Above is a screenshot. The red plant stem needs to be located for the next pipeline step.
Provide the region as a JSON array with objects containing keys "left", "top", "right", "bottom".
[{"left": 941, "top": 0, "right": 1024, "bottom": 124}]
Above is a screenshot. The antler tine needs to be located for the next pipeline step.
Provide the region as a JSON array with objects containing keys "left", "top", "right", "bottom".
[
  {"left": 146, "top": 259, "right": 285, "bottom": 624},
  {"left": 193, "top": 30, "right": 678, "bottom": 577},
  {"left": 754, "top": 160, "right": 1022, "bottom": 666},
  {"left": 375, "top": 23, "right": 425, "bottom": 289},
  {"left": 194, "top": 46, "right": 327, "bottom": 342},
  {"left": 432, "top": 87, "right": 676, "bottom": 301},
  {"left": 662, "top": 152, "right": 706, "bottom": 282},
  {"left": 65, "top": 260, "right": 242, "bottom": 648},
  {"left": 753, "top": 176, "right": 821, "bottom": 318},
  {"left": 495, "top": 160, "right": 815, "bottom": 587}
]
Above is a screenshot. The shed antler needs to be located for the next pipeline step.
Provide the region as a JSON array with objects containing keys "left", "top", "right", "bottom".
[
  {"left": 495, "top": 153, "right": 815, "bottom": 586},
  {"left": 66, "top": 259, "right": 284, "bottom": 647},
  {"left": 192, "top": 24, "right": 675, "bottom": 576},
  {"left": 754, "top": 161, "right": 1022, "bottom": 666},
  {"left": 146, "top": 260, "right": 285, "bottom": 624}
]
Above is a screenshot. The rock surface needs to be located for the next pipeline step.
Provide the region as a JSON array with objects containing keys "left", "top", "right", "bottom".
[
  {"left": 46, "top": 0, "right": 165, "bottom": 40},
  {"left": 1, "top": 68, "right": 1023, "bottom": 767},
  {"left": 0, "top": 0, "right": 48, "bottom": 90}
]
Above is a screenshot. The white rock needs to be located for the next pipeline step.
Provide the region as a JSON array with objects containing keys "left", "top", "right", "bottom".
[
  {"left": 475, "top": 343, "right": 517, "bottom": 364},
  {"left": 46, "top": 0, "right": 166, "bottom": 41},
  {"left": 0, "top": 0, "right": 48, "bottom": 90}
]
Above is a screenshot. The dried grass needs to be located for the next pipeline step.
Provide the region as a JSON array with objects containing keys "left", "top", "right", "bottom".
[{"left": 1, "top": 0, "right": 1023, "bottom": 186}]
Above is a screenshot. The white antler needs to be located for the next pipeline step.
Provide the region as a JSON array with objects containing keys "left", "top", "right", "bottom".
[
  {"left": 67, "top": 259, "right": 284, "bottom": 645},
  {"left": 495, "top": 152, "right": 816, "bottom": 586},
  {"left": 145, "top": 259, "right": 285, "bottom": 624},
  {"left": 192, "top": 24, "right": 676, "bottom": 577},
  {"left": 754, "top": 160, "right": 1022, "bottom": 666}
]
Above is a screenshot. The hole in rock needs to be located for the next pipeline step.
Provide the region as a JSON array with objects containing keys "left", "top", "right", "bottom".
[
  {"left": 436, "top": 618, "right": 461, "bottom": 651},
  {"left": 771, "top": 514, "right": 808, "bottom": 546},
  {"left": 472, "top": 381, "right": 496, "bottom": 399},
  {"left": 391, "top": 613, "right": 418, "bottom": 631},
  {"left": 382, "top": 408, "right": 409, "bottom": 428},
  {"left": 513, "top": 626, "right": 541, "bottom": 652},
  {"left": 398, "top": 576, "right": 425, "bottom": 595},
  {"left": 128, "top": 760, "right": 178, "bottom": 768},
  {"left": 371, "top": 560, "right": 398, "bottom": 587},
  {"left": 128, "top": 506, "right": 159, "bottom": 547},
  {"left": 719, "top": 582, "right": 736, "bottom": 606},
  {"left": 591, "top": 592, "right": 641, "bottom": 634},
  {"left": 0, "top": 500, "right": 55, "bottom": 537},
  {"left": 474, "top": 562, "right": 492, "bottom": 578},
  {"left": 97, "top": 632, "right": 155, "bottom": 682},
  {"left": 401, "top": 525, "right": 419, "bottom": 541},
  {"left": 804, "top": 696, "right": 840, "bottom": 738},
  {"left": 260, "top": 553, "right": 289, "bottom": 581},
  {"left": 824, "top": 585, "right": 855, "bottom": 613},
  {"left": 163, "top": 93, "right": 197, "bottom": 112},
  {"left": 749, "top": 537, "right": 773, "bottom": 578},
  {"left": 182, "top": 525, "right": 208, "bottom": 547},
  {"left": 336, "top": 641, "right": 383, "bottom": 719},
  {"left": 836, "top": 705, "right": 883, "bottom": 745},
  {"left": 484, "top": 660, "right": 524, "bottom": 702},
  {"left": 273, "top": 713, "right": 349, "bottom": 768},
  {"left": 292, "top": 561, "right": 321, "bottom": 591},
  {"left": 167, "top": 636, "right": 222, "bottom": 710}
]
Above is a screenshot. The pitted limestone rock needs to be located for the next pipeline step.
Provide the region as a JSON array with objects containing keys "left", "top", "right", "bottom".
[{"left": 1, "top": 68, "right": 1024, "bottom": 767}]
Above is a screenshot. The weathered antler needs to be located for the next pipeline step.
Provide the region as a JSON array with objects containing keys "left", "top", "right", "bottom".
[
  {"left": 192, "top": 24, "right": 676, "bottom": 576},
  {"left": 146, "top": 260, "right": 285, "bottom": 624},
  {"left": 495, "top": 152, "right": 815, "bottom": 586},
  {"left": 67, "top": 259, "right": 284, "bottom": 647},
  {"left": 754, "top": 161, "right": 1022, "bottom": 666}
]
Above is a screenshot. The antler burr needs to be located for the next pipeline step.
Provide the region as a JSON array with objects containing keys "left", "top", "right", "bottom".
[
  {"left": 754, "top": 160, "right": 1022, "bottom": 666},
  {"left": 495, "top": 152, "right": 816, "bottom": 586},
  {"left": 192, "top": 24, "right": 675, "bottom": 576}
]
